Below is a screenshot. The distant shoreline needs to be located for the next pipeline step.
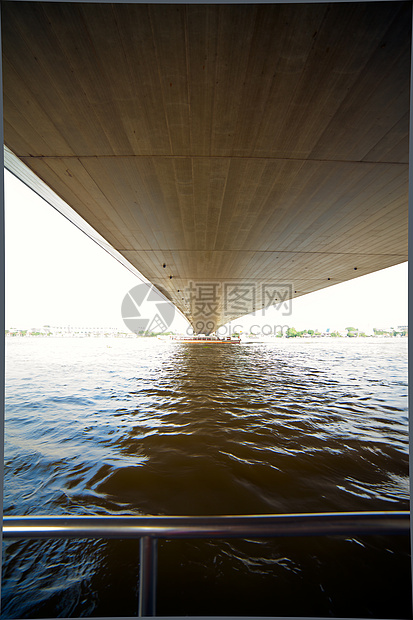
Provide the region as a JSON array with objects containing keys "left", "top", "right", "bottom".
[{"left": 5, "top": 332, "right": 408, "bottom": 340}]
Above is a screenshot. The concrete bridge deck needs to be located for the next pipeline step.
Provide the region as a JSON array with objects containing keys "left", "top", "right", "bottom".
[{"left": 2, "top": 2, "right": 410, "bottom": 332}]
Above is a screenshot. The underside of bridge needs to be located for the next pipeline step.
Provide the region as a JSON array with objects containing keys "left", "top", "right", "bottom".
[{"left": 2, "top": 2, "right": 410, "bottom": 333}]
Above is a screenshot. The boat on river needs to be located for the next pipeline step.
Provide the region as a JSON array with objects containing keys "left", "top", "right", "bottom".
[{"left": 171, "top": 334, "right": 241, "bottom": 344}]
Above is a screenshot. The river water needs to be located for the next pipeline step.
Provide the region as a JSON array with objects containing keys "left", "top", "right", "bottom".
[{"left": 2, "top": 336, "right": 410, "bottom": 618}]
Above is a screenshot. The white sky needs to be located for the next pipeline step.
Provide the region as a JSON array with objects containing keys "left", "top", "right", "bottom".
[{"left": 4, "top": 170, "right": 408, "bottom": 334}]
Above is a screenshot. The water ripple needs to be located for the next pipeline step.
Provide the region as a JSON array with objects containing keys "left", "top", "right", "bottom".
[{"left": 2, "top": 337, "right": 409, "bottom": 617}]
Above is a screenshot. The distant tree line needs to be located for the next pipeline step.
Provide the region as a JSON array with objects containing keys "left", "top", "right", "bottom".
[
  {"left": 285, "top": 328, "right": 322, "bottom": 338},
  {"left": 284, "top": 326, "right": 407, "bottom": 338}
]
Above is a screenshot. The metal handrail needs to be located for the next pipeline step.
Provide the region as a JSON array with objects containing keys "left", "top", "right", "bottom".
[
  {"left": 3, "top": 511, "right": 410, "bottom": 539},
  {"left": 3, "top": 511, "right": 410, "bottom": 616}
]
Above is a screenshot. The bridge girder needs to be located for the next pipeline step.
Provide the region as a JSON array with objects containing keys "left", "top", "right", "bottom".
[{"left": 2, "top": 2, "right": 410, "bottom": 333}]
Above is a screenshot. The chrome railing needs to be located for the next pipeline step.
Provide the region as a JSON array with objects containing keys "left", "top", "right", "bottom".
[{"left": 3, "top": 511, "right": 410, "bottom": 617}]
